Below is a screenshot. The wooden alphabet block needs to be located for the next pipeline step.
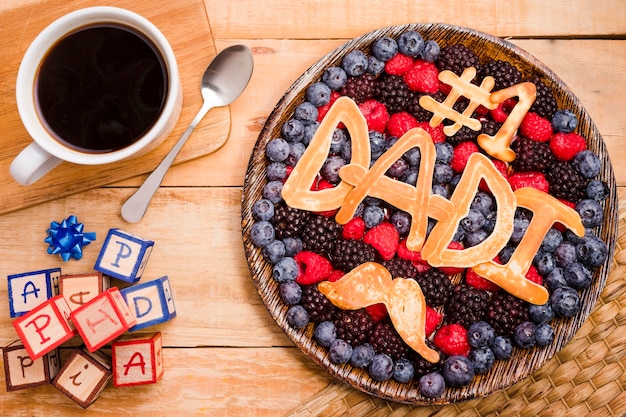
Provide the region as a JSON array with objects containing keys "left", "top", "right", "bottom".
[
  {"left": 60, "top": 272, "right": 110, "bottom": 311},
  {"left": 12, "top": 295, "right": 75, "bottom": 360},
  {"left": 7, "top": 268, "right": 61, "bottom": 317},
  {"left": 111, "top": 332, "right": 163, "bottom": 387},
  {"left": 94, "top": 229, "right": 154, "bottom": 283},
  {"left": 120, "top": 276, "right": 176, "bottom": 331},
  {"left": 3, "top": 340, "right": 61, "bottom": 391},
  {"left": 70, "top": 287, "right": 136, "bottom": 352},
  {"left": 52, "top": 348, "right": 112, "bottom": 409}
]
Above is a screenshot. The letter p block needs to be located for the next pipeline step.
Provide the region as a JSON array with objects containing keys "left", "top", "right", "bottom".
[
  {"left": 94, "top": 229, "right": 154, "bottom": 283},
  {"left": 121, "top": 276, "right": 176, "bottom": 331}
]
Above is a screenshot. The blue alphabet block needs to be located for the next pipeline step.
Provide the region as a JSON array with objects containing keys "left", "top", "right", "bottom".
[
  {"left": 94, "top": 229, "right": 154, "bottom": 283},
  {"left": 7, "top": 268, "right": 61, "bottom": 318},
  {"left": 120, "top": 276, "right": 176, "bottom": 331}
]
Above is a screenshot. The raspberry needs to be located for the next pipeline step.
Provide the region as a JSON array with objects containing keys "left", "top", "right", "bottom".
[
  {"left": 358, "top": 99, "right": 389, "bottom": 133},
  {"left": 450, "top": 141, "right": 480, "bottom": 173},
  {"left": 425, "top": 306, "right": 442, "bottom": 337},
  {"left": 507, "top": 171, "right": 549, "bottom": 193},
  {"left": 433, "top": 323, "right": 470, "bottom": 357},
  {"left": 294, "top": 251, "right": 333, "bottom": 285},
  {"left": 342, "top": 217, "right": 366, "bottom": 240},
  {"left": 520, "top": 112, "right": 553, "bottom": 142},
  {"left": 437, "top": 242, "right": 465, "bottom": 275},
  {"left": 416, "top": 121, "right": 445, "bottom": 143},
  {"left": 365, "top": 303, "right": 388, "bottom": 322},
  {"left": 465, "top": 269, "right": 501, "bottom": 292},
  {"left": 550, "top": 132, "right": 587, "bottom": 161},
  {"left": 384, "top": 53, "right": 414, "bottom": 75},
  {"left": 404, "top": 60, "right": 440, "bottom": 93},
  {"left": 479, "top": 158, "right": 508, "bottom": 193},
  {"left": 316, "top": 91, "right": 342, "bottom": 123},
  {"left": 363, "top": 222, "right": 400, "bottom": 261},
  {"left": 526, "top": 265, "right": 543, "bottom": 286},
  {"left": 397, "top": 239, "right": 425, "bottom": 262},
  {"left": 386, "top": 111, "right": 418, "bottom": 137},
  {"left": 328, "top": 270, "right": 345, "bottom": 282},
  {"left": 489, "top": 98, "right": 517, "bottom": 123}
]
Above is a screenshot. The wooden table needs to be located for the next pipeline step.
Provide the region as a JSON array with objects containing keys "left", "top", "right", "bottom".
[{"left": 0, "top": 1, "right": 624, "bottom": 415}]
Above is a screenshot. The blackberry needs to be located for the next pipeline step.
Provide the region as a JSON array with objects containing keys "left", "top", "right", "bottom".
[
  {"left": 330, "top": 239, "right": 378, "bottom": 272},
  {"left": 511, "top": 136, "right": 556, "bottom": 173},
  {"left": 545, "top": 161, "right": 588, "bottom": 202},
  {"left": 375, "top": 73, "right": 412, "bottom": 114},
  {"left": 448, "top": 125, "right": 480, "bottom": 145},
  {"left": 446, "top": 284, "right": 490, "bottom": 328},
  {"left": 341, "top": 73, "right": 377, "bottom": 104},
  {"left": 481, "top": 119, "right": 502, "bottom": 137},
  {"left": 478, "top": 59, "right": 522, "bottom": 91},
  {"left": 436, "top": 44, "right": 481, "bottom": 76},
  {"left": 301, "top": 215, "right": 343, "bottom": 258},
  {"left": 485, "top": 292, "right": 530, "bottom": 336},
  {"left": 529, "top": 77, "right": 558, "bottom": 119},
  {"left": 413, "top": 340, "right": 444, "bottom": 380},
  {"left": 382, "top": 258, "right": 418, "bottom": 279},
  {"left": 369, "top": 321, "right": 410, "bottom": 361},
  {"left": 271, "top": 204, "right": 310, "bottom": 239},
  {"left": 414, "top": 268, "right": 454, "bottom": 307},
  {"left": 300, "top": 285, "right": 337, "bottom": 323},
  {"left": 335, "top": 309, "right": 375, "bottom": 347},
  {"left": 407, "top": 91, "right": 445, "bottom": 122}
]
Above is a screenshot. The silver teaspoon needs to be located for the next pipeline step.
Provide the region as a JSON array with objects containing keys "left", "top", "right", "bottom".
[{"left": 121, "top": 45, "right": 254, "bottom": 223}]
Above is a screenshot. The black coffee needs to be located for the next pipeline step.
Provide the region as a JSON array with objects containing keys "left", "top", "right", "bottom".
[{"left": 36, "top": 24, "right": 168, "bottom": 153}]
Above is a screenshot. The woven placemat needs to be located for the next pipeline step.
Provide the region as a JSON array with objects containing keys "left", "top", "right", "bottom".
[{"left": 287, "top": 196, "right": 626, "bottom": 417}]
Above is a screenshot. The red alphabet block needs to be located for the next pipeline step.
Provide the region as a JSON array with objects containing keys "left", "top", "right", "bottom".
[
  {"left": 12, "top": 295, "right": 75, "bottom": 360},
  {"left": 70, "top": 287, "right": 136, "bottom": 352},
  {"left": 60, "top": 272, "right": 110, "bottom": 311},
  {"left": 112, "top": 332, "right": 163, "bottom": 387},
  {"left": 3, "top": 339, "right": 61, "bottom": 391}
]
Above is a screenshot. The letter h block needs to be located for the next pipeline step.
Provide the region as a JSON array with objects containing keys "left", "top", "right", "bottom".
[
  {"left": 121, "top": 276, "right": 176, "bottom": 331},
  {"left": 7, "top": 268, "right": 61, "bottom": 317},
  {"left": 112, "top": 332, "right": 163, "bottom": 387},
  {"left": 70, "top": 288, "right": 136, "bottom": 352},
  {"left": 60, "top": 272, "right": 110, "bottom": 311},
  {"left": 94, "top": 229, "right": 154, "bottom": 283},
  {"left": 3, "top": 339, "right": 61, "bottom": 391}
]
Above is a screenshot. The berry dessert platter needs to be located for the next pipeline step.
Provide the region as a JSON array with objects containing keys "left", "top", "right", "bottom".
[{"left": 242, "top": 23, "right": 617, "bottom": 404}]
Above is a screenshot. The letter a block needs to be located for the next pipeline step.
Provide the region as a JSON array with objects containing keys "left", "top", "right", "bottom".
[
  {"left": 112, "top": 332, "right": 163, "bottom": 387},
  {"left": 3, "top": 340, "right": 61, "bottom": 391},
  {"left": 12, "top": 295, "right": 75, "bottom": 360},
  {"left": 60, "top": 272, "right": 110, "bottom": 311},
  {"left": 121, "top": 276, "right": 176, "bottom": 331},
  {"left": 7, "top": 268, "right": 61, "bottom": 317},
  {"left": 94, "top": 229, "right": 154, "bottom": 283},
  {"left": 52, "top": 348, "right": 112, "bottom": 409},
  {"left": 71, "top": 288, "right": 136, "bottom": 352}
]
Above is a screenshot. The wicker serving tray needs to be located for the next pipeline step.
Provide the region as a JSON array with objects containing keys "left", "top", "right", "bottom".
[{"left": 241, "top": 23, "right": 618, "bottom": 405}]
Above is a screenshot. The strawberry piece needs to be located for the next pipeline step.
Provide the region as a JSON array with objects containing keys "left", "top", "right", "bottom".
[
  {"left": 342, "top": 217, "right": 366, "bottom": 240},
  {"left": 363, "top": 222, "right": 400, "bottom": 261},
  {"left": 433, "top": 323, "right": 470, "bottom": 357},
  {"left": 365, "top": 303, "right": 388, "bottom": 322},
  {"left": 525, "top": 265, "right": 543, "bottom": 286},
  {"left": 404, "top": 60, "right": 440, "bottom": 93},
  {"left": 384, "top": 53, "right": 414, "bottom": 75},
  {"left": 489, "top": 98, "right": 518, "bottom": 123},
  {"left": 507, "top": 171, "right": 549, "bottom": 193},
  {"left": 438, "top": 242, "right": 465, "bottom": 275},
  {"left": 425, "top": 306, "right": 442, "bottom": 337},
  {"left": 465, "top": 269, "right": 501, "bottom": 292},
  {"left": 520, "top": 112, "right": 553, "bottom": 142},
  {"left": 358, "top": 99, "right": 389, "bottom": 133},
  {"left": 550, "top": 132, "right": 587, "bottom": 161},
  {"left": 327, "top": 270, "right": 345, "bottom": 282},
  {"left": 387, "top": 111, "right": 418, "bottom": 138},
  {"left": 450, "top": 141, "right": 480, "bottom": 173},
  {"left": 416, "top": 121, "right": 445, "bottom": 143},
  {"left": 294, "top": 251, "right": 333, "bottom": 285},
  {"left": 397, "top": 239, "right": 424, "bottom": 262}
]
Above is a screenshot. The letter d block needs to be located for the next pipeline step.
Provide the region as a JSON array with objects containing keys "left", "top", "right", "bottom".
[
  {"left": 121, "top": 276, "right": 176, "bottom": 331},
  {"left": 53, "top": 348, "right": 112, "bottom": 409},
  {"left": 3, "top": 340, "right": 61, "bottom": 391},
  {"left": 60, "top": 272, "right": 110, "bottom": 311},
  {"left": 7, "top": 268, "right": 61, "bottom": 317},
  {"left": 112, "top": 332, "right": 163, "bottom": 387},
  {"left": 12, "top": 295, "right": 75, "bottom": 360},
  {"left": 71, "top": 288, "right": 137, "bottom": 352},
  {"left": 94, "top": 229, "right": 154, "bottom": 283}
]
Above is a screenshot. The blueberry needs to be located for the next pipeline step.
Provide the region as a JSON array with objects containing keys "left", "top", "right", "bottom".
[
  {"left": 288, "top": 141, "right": 306, "bottom": 166},
  {"left": 294, "top": 102, "right": 319, "bottom": 126},
  {"left": 369, "top": 354, "right": 394, "bottom": 381},
  {"left": 461, "top": 209, "right": 486, "bottom": 233},
  {"left": 482, "top": 211, "right": 497, "bottom": 234},
  {"left": 435, "top": 142, "right": 454, "bottom": 164},
  {"left": 471, "top": 192, "right": 495, "bottom": 216},
  {"left": 272, "top": 257, "right": 298, "bottom": 283},
  {"left": 322, "top": 155, "right": 346, "bottom": 183},
  {"left": 514, "top": 321, "right": 536, "bottom": 349},
  {"left": 528, "top": 302, "right": 554, "bottom": 324},
  {"left": 464, "top": 229, "right": 489, "bottom": 247},
  {"left": 535, "top": 323, "right": 555, "bottom": 346},
  {"left": 566, "top": 228, "right": 591, "bottom": 245},
  {"left": 282, "top": 237, "right": 303, "bottom": 257},
  {"left": 573, "top": 150, "right": 602, "bottom": 179},
  {"left": 452, "top": 225, "right": 466, "bottom": 243},
  {"left": 391, "top": 210, "right": 411, "bottom": 236},
  {"left": 432, "top": 184, "right": 450, "bottom": 199},
  {"left": 433, "top": 163, "right": 454, "bottom": 184},
  {"left": 322, "top": 66, "right": 348, "bottom": 90},
  {"left": 303, "top": 122, "right": 319, "bottom": 145},
  {"left": 575, "top": 199, "right": 604, "bottom": 228},
  {"left": 372, "top": 36, "right": 398, "bottom": 61},
  {"left": 550, "top": 286, "right": 581, "bottom": 318},
  {"left": 367, "top": 56, "right": 385, "bottom": 75},
  {"left": 342, "top": 50, "right": 368, "bottom": 77},
  {"left": 551, "top": 109, "right": 578, "bottom": 133},
  {"left": 541, "top": 228, "right": 563, "bottom": 253},
  {"left": 350, "top": 343, "right": 375, "bottom": 368},
  {"left": 266, "top": 161, "right": 287, "bottom": 181},
  {"left": 397, "top": 30, "right": 424, "bottom": 58},
  {"left": 555, "top": 242, "right": 577, "bottom": 267},
  {"left": 498, "top": 245, "right": 516, "bottom": 264},
  {"left": 252, "top": 198, "right": 275, "bottom": 222},
  {"left": 421, "top": 40, "right": 441, "bottom": 62},
  {"left": 576, "top": 234, "right": 608, "bottom": 268},
  {"left": 545, "top": 267, "right": 568, "bottom": 291},
  {"left": 443, "top": 356, "right": 474, "bottom": 388},
  {"left": 250, "top": 221, "right": 275, "bottom": 248},
  {"left": 329, "top": 338, "right": 353, "bottom": 364},
  {"left": 469, "top": 347, "right": 495, "bottom": 374},
  {"left": 266, "top": 138, "right": 290, "bottom": 162},
  {"left": 492, "top": 336, "right": 513, "bottom": 359},
  {"left": 467, "top": 321, "right": 495, "bottom": 349},
  {"left": 262, "top": 180, "right": 283, "bottom": 204},
  {"left": 282, "top": 118, "right": 305, "bottom": 142},
  {"left": 586, "top": 180, "right": 610, "bottom": 201},
  {"left": 510, "top": 217, "right": 530, "bottom": 243},
  {"left": 330, "top": 129, "right": 348, "bottom": 154},
  {"left": 263, "top": 239, "right": 285, "bottom": 264},
  {"left": 363, "top": 205, "right": 385, "bottom": 228},
  {"left": 340, "top": 138, "right": 352, "bottom": 161},
  {"left": 419, "top": 372, "right": 445, "bottom": 398},
  {"left": 280, "top": 281, "right": 302, "bottom": 305},
  {"left": 403, "top": 147, "right": 421, "bottom": 166},
  {"left": 534, "top": 252, "right": 556, "bottom": 276},
  {"left": 393, "top": 358, "right": 414, "bottom": 383},
  {"left": 314, "top": 321, "right": 337, "bottom": 347},
  {"left": 401, "top": 166, "right": 418, "bottom": 185},
  {"left": 306, "top": 82, "right": 332, "bottom": 107},
  {"left": 564, "top": 262, "right": 592, "bottom": 289},
  {"left": 287, "top": 305, "right": 309, "bottom": 329},
  {"left": 369, "top": 131, "right": 386, "bottom": 158}
]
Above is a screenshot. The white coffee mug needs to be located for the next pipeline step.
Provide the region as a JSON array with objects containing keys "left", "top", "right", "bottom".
[{"left": 11, "top": 6, "right": 182, "bottom": 185}]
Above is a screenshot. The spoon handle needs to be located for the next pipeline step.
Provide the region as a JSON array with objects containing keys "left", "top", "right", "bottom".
[{"left": 121, "top": 102, "right": 213, "bottom": 223}]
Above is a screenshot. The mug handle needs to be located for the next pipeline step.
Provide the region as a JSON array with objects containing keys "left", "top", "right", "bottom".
[{"left": 10, "top": 142, "right": 62, "bottom": 185}]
